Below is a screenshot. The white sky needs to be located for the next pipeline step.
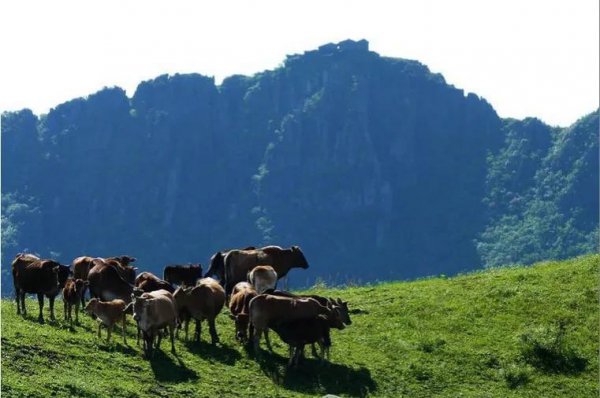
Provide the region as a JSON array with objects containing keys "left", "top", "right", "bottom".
[{"left": 1, "top": 0, "right": 598, "bottom": 127}]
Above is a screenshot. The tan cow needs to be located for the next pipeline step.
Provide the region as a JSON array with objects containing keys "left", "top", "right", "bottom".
[
  {"left": 130, "top": 289, "right": 177, "bottom": 357},
  {"left": 85, "top": 298, "right": 128, "bottom": 344},
  {"left": 228, "top": 282, "right": 258, "bottom": 342},
  {"left": 173, "top": 278, "right": 225, "bottom": 344},
  {"left": 248, "top": 265, "right": 277, "bottom": 294}
]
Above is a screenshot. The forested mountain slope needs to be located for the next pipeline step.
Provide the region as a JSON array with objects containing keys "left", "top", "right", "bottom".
[{"left": 2, "top": 40, "right": 597, "bottom": 293}]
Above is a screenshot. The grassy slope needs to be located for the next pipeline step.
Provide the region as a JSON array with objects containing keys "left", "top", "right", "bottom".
[{"left": 1, "top": 255, "right": 598, "bottom": 397}]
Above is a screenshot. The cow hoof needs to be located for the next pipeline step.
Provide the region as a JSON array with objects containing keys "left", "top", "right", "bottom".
[{"left": 38, "top": 317, "right": 44, "bottom": 324}]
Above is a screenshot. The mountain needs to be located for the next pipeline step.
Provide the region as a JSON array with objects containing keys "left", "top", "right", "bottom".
[
  {"left": 2, "top": 255, "right": 598, "bottom": 397},
  {"left": 1, "top": 40, "right": 598, "bottom": 293}
]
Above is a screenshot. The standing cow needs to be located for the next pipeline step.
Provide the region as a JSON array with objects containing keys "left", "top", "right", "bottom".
[
  {"left": 223, "top": 246, "right": 309, "bottom": 295},
  {"left": 87, "top": 258, "right": 137, "bottom": 303},
  {"left": 12, "top": 253, "right": 71, "bottom": 323}
]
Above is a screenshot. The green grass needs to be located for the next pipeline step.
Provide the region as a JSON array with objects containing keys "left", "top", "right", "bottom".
[{"left": 2, "top": 255, "right": 598, "bottom": 397}]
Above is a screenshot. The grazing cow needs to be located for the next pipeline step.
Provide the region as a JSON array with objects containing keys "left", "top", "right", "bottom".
[
  {"left": 173, "top": 278, "right": 225, "bottom": 344},
  {"left": 87, "top": 258, "right": 137, "bottom": 303},
  {"left": 248, "top": 294, "right": 330, "bottom": 352},
  {"left": 63, "top": 278, "right": 88, "bottom": 325},
  {"left": 135, "top": 272, "right": 175, "bottom": 293},
  {"left": 130, "top": 289, "right": 177, "bottom": 357},
  {"left": 85, "top": 298, "right": 128, "bottom": 344},
  {"left": 248, "top": 265, "right": 277, "bottom": 294},
  {"left": 223, "top": 246, "right": 309, "bottom": 295},
  {"left": 163, "top": 264, "right": 203, "bottom": 287},
  {"left": 12, "top": 254, "right": 71, "bottom": 323},
  {"left": 205, "top": 246, "right": 257, "bottom": 282},
  {"left": 270, "top": 311, "right": 345, "bottom": 367},
  {"left": 228, "top": 282, "right": 258, "bottom": 342}
]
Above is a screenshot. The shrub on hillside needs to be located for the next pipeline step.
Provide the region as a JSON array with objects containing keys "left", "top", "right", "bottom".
[{"left": 519, "top": 321, "right": 587, "bottom": 374}]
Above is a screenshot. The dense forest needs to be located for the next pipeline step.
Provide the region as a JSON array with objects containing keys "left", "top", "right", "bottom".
[{"left": 2, "top": 40, "right": 598, "bottom": 294}]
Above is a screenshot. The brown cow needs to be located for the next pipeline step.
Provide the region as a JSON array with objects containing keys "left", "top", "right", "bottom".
[
  {"left": 12, "top": 253, "right": 72, "bottom": 323},
  {"left": 270, "top": 310, "right": 346, "bottom": 366},
  {"left": 63, "top": 278, "right": 88, "bottom": 325},
  {"left": 72, "top": 256, "right": 95, "bottom": 306},
  {"left": 248, "top": 294, "right": 330, "bottom": 352},
  {"left": 248, "top": 265, "right": 277, "bottom": 293},
  {"left": 205, "top": 246, "right": 257, "bottom": 281},
  {"left": 135, "top": 272, "right": 175, "bottom": 293},
  {"left": 223, "top": 246, "right": 309, "bottom": 295},
  {"left": 73, "top": 255, "right": 136, "bottom": 305},
  {"left": 130, "top": 289, "right": 177, "bottom": 357},
  {"left": 228, "top": 282, "right": 258, "bottom": 342},
  {"left": 173, "top": 278, "right": 225, "bottom": 344},
  {"left": 163, "top": 264, "right": 203, "bottom": 286},
  {"left": 85, "top": 298, "right": 128, "bottom": 344},
  {"left": 87, "top": 258, "right": 137, "bottom": 303}
]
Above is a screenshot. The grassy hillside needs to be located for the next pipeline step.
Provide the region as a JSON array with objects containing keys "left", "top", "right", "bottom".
[{"left": 1, "top": 255, "right": 598, "bottom": 397}]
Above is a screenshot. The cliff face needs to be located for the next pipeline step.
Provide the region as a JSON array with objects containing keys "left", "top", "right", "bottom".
[{"left": 1, "top": 40, "right": 597, "bottom": 291}]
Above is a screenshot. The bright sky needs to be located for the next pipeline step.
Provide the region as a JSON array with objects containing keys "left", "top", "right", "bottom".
[{"left": 1, "top": 0, "right": 598, "bottom": 127}]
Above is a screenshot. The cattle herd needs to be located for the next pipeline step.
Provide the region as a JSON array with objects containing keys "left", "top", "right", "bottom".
[{"left": 10, "top": 245, "right": 352, "bottom": 367}]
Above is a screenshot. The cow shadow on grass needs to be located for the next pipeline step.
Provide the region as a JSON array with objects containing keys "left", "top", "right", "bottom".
[
  {"left": 149, "top": 350, "right": 198, "bottom": 383},
  {"left": 183, "top": 340, "right": 242, "bottom": 365},
  {"left": 256, "top": 350, "right": 377, "bottom": 397}
]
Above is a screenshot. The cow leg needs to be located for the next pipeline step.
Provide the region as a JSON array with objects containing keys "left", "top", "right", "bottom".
[
  {"left": 15, "top": 288, "right": 21, "bottom": 314},
  {"left": 48, "top": 295, "right": 56, "bottom": 321},
  {"left": 253, "top": 328, "right": 262, "bottom": 352},
  {"left": 169, "top": 324, "right": 176, "bottom": 354},
  {"left": 184, "top": 319, "right": 189, "bottom": 341},
  {"left": 21, "top": 291, "right": 27, "bottom": 316},
  {"left": 156, "top": 328, "right": 163, "bottom": 349},
  {"left": 98, "top": 323, "right": 102, "bottom": 339},
  {"left": 75, "top": 303, "right": 80, "bottom": 325},
  {"left": 311, "top": 343, "right": 319, "bottom": 358},
  {"left": 264, "top": 329, "right": 273, "bottom": 352},
  {"left": 107, "top": 324, "right": 113, "bottom": 344},
  {"left": 80, "top": 286, "right": 87, "bottom": 308},
  {"left": 194, "top": 319, "right": 201, "bottom": 343},
  {"left": 208, "top": 318, "right": 219, "bottom": 345},
  {"left": 37, "top": 293, "right": 45, "bottom": 323},
  {"left": 122, "top": 314, "right": 127, "bottom": 345}
]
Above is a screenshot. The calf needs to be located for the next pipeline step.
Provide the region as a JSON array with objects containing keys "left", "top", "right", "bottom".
[
  {"left": 248, "top": 265, "right": 277, "bottom": 294},
  {"left": 228, "top": 282, "right": 257, "bottom": 342},
  {"left": 135, "top": 272, "right": 175, "bottom": 293},
  {"left": 63, "top": 278, "right": 88, "bottom": 325},
  {"left": 12, "top": 254, "right": 71, "bottom": 323},
  {"left": 163, "top": 264, "right": 203, "bottom": 287},
  {"left": 131, "top": 289, "right": 177, "bottom": 357},
  {"left": 85, "top": 298, "right": 128, "bottom": 344},
  {"left": 248, "top": 294, "right": 331, "bottom": 352},
  {"left": 173, "top": 278, "right": 225, "bottom": 344}
]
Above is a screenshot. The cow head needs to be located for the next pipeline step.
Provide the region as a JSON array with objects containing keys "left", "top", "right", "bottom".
[
  {"left": 85, "top": 298, "right": 98, "bottom": 317},
  {"left": 335, "top": 298, "right": 351, "bottom": 325},
  {"left": 291, "top": 246, "right": 309, "bottom": 269},
  {"left": 206, "top": 252, "right": 225, "bottom": 279},
  {"left": 234, "top": 313, "right": 250, "bottom": 342},
  {"left": 57, "top": 264, "right": 72, "bottom": 288},
  {"left": 74, "top": 279, "right": 88, "bottom": 297},
  {"left": 131, "top": 295, "right": 152, "bottom": 322}
]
